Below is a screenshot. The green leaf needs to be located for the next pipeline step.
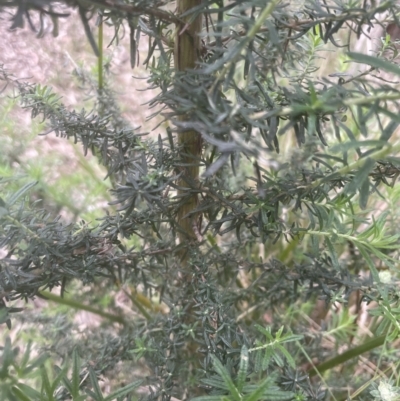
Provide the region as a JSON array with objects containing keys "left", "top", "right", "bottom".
[
  {"left": 357, "top": 244, "right": 380, "bottom": 282},
  {"left": 277, "top": 345, "right": 297, "bottom": 369},
  {"left": 202, "top": 377, "right": 230, "bottom": 391},
  {"left": 7, "top": 181, "right": 37, "bottom": 206},
  {"left": 325, "top": 237, "right": 340, "bottom": 269},
  {"left": 72, "top": 348, "right": 81, "bottom": 398},
  {"left": 254, "top": 348, "right": 263, "bottom": 373},
  {"left": 331, "top": 140, "right": 387, "bottom": 154},
  {"left": 11, "top": 385, "right": 39, "bottom": 401},
  {"left": 273, "top": 350, "right": 285, "bottom": 367},
  {"left": 210, "top": 354, "right": 241, "bottom": 401},
  {"left": 104, "top": 379, "right": 142, "bottom": 401},
  {"left": 51, "top": 363, "right": 68, "bottom": 394},
  {"left": 254, "top": 325, "right": 273, "bottom": 339},
  {"left": 348, "top": 51, "right": 400, "bottom": 76},
  {"left": 13, "top": 383, "right": 42, "bottom": 399},
  {"left": 359, "top": 179, "right": 370, "bottom": 210},
  {"left": 19, "top": 342, "right": 32, "bottom": 373},
  {"left": 236, "top": 346, "right": 249, "bottom": 392},
  {"left": 345, "top": 157, "right": 375, "bottom": 195},
  {"left": 257, "top": 389, "right": 294, "bottom": 401},
  {"left": 380, "top": 120, "right": 399, "bottom": 142},
  {"left": 243, "top": 378, "right": 274, "bottom": 401},
  {"left": 0, "top": 337, "right": 14, "bottom": 378},
  {"left": 88, "top": 366, "right": 104, "bottom": 401},
  {"left": 40, "top": 366, "right": 54, "bottom": 401},
  {"left": 262, "top": 347, "right": 273, "bottom": 370},
  {"left": 24, "top": 353, "right": 50, "bottom": 375},
  {"left": 279, "top": 334, "right": 304, "bottom": 344},
  {"left": 60, "top": 373, "right": 73, "bottom": 396}
]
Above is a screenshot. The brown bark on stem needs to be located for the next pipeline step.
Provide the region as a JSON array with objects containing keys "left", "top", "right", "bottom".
[
  {"left": 174, "top": 0, "right": 203, "bottom": 247},
  {"left": 173, "top": 5, "right": 205, "bottom": 392}
]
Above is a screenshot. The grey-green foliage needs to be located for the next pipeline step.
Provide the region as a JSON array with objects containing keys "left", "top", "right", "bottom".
[
  {"left": 0, "top": 339, "right": 142, "bottom": 401},
  {"left": 193, "top": 347, "right": 294, "bottom": 401},
  {"left": 1, "top": 0, "right": 400, "bottom": 399}
]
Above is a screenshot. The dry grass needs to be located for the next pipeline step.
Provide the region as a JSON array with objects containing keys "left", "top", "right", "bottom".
[{"left": 0, "top": 8, "right": 157, "bottom": 126}]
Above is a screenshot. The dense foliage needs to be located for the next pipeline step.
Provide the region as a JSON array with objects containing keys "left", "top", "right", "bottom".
[{"left": 1, "top": 0, "right": 400, "bottom": 400}]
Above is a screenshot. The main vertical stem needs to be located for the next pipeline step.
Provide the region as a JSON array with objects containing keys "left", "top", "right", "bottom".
[
  {"left": 173, "top": 4, "right": 204, "bottom": 392},
  {"left": 174, "top": 0, "right": 202, "bottom": 246}
]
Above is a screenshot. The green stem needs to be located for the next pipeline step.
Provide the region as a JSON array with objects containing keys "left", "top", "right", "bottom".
[
  {"left": 210, "top": 0, "right": 279, "bottom": 92},
  {"left": 5, "top": 215, "right": 40, "bottom": 240},
  {"left": 308, "top": 334, "right": 386, "bottom": 376},
  {"left": 127, "top": 296, "right": 152, "bottom": 321},
  {"left": 310, "top": 141, "right": 400, "bottom": 189},
  {"left": 39, "top": 290, "right": 125, "bottom": 325},
  {"left": 174, "top": 0, "right": 203, "bottom": 245},
  {"left": 256, "top": 92, "right": 400, "bottom": 119},
  {"left": 305, "top": 230, "right": 374, "bottom": 247},
  {"left": 98, "top": 13, "right": 103, "bottom": 91}
]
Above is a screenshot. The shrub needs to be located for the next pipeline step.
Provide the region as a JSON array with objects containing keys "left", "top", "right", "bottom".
[{"left": 1, "top": 0, "right": 400, "bottom": 400}]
